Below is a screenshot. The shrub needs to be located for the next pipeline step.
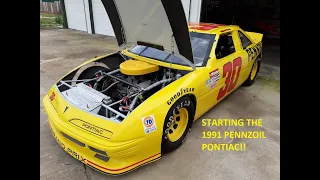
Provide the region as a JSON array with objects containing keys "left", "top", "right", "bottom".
[{"left": 55, "top": 15, "right": 63, "bottom": 25}]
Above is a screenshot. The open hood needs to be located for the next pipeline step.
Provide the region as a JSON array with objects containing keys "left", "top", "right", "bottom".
[{"left": 101, "top": 0, "right": 194, "bottom": 64}]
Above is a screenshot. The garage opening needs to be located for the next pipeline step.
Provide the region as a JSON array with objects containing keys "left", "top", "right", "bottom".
[{"left": 200, "top": 0, "right": 280, "bottom": 66}]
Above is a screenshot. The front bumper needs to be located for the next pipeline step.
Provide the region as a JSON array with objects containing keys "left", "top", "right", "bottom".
[{"left": 43, "top": 95, "right": 161, "bottom": 175}]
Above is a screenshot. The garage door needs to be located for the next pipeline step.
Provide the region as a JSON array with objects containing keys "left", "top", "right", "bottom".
[
  {"left": 64, "top": 0, "right": 88, "bottom": 32},
  {"left": 92, "top": 0, "right": 115, "bottom": 36}
]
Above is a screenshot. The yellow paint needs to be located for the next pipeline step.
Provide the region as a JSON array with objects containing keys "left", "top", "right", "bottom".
[
  {"left": 120, "top": 59, "right": 159, "bottom": 75},
  {"left": 69, "top": 119, "right": 113, "bottom": 139},
  {"left": 43, "top": 25, "right": 263, "bottom": 175},
  {"left": 251, "top": 61, "right": 259, "bottom": 80},
  {"left": 167, "top": 108, "right": 189, "bottom": 142},
  {"left": 122, "top": 50, "right": 194, "bottom": 71}
]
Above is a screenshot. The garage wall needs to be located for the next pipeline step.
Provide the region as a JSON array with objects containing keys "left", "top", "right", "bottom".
[
  {"left": 181, "top": 0, "right": 191, "bottom": 21},
  {"left": 64, "top": 0, "right": 202, "bottom": 36},
  {"left": 83, "top": 0, "right": 92, "bottom": 33},
  {"left": 92, "top": 0, "right": 115, "bottom": 36},
  {"left": 189, "top": 0, "right": 202, "bottom": 22},
  {"left": 65, "top": 0, "right": 91, "bottom": 33}
]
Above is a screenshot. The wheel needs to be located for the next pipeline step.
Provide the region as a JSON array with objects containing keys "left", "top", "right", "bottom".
[
  {"left": 243, "top": 58, "right": 260, "bottom": 86},
  {"left": 161, "top": 96, "right": 195, "bottom": 153}
]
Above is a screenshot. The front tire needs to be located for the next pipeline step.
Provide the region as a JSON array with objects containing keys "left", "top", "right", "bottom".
[
  {"left": 243, "top": 58, "right": 260, "bottom": 86},
  {"left": 161, "top": 96, "right": 194, "bottom": 153}
]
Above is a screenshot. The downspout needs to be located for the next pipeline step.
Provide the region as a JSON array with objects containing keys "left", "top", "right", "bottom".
[
  {"left": 198, "top": 0, "right": 203, "bottom": 22},
  {"left": 59, "top": 0, "right": 68, "bottom": 28},
  {"left": 188, "top": 0, "right": 192, "bottom": 22},
  {"left": 88, "top": 0, "right": 95, "bottom": 34}
]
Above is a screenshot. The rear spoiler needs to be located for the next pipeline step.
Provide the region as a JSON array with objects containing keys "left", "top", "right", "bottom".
[{"left": 245, "top": 31, "right": 263, "bottom": 43}]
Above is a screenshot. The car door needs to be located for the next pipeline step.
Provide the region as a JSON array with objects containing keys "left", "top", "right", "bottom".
[
  {"left": 196, "top": 30, "right": 244, "bottom": 115},
  {"left": 210, "top": 30, "right": 249, "bottom": 102}
]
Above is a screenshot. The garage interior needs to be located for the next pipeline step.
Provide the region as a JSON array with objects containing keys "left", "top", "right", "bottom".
[{"left": 200, "top": 0, "right": 280, "bottom": 66}]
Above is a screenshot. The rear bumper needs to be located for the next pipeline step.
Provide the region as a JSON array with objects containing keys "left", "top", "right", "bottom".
[{"left": 43, "top": 95, "right": 161, "bottom": 175}]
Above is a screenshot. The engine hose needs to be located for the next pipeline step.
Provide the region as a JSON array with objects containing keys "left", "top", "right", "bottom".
[
  {"left": 100, "top": 81, "right": 119, "bottom": 93},
  {"left": 93, "top": 69, "right": 120, "bottom": 89},
  {"left": 162, "top": 69, "right": 166, "bottom": 88},
  {"left": 93, "top": 76, "right": 105, "bottom": 89},
  {"left": 127, "top": 78, "right": 172, "bottom": 114}
]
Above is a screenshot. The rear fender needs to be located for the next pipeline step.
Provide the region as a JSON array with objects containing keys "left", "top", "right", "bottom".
[{"left": 245, "top": 31, "right": 263, "bottom": 43}]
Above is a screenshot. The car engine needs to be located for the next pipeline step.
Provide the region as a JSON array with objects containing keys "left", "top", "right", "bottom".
[{"left": 56, "top": 59, "right": 187, "bottom": 122}]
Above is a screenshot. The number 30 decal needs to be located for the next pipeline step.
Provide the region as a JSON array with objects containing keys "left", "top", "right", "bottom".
[{"left": 217, "top": 57, "right": 242, "bottom": 100}]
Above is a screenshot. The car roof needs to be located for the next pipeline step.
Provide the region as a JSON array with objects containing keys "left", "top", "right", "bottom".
[{"left": 188, "top": 22, "right": 239, "bottom": 34}]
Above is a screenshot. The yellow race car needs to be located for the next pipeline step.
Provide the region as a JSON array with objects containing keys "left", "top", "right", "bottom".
[{"left": 43, "top": 0, "right": 263, "bottom": 175}]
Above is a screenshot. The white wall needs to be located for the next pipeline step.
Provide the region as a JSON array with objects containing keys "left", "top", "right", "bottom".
[
  {"left": 65, "top": 0, "right": 201, "bottom": 34},
  {"left": 189, "top": 0, "right": 202, "bottom": 22},
  {"left": 92, "top": 0, "right": 115, "bottom": 36},
  {"left": 180, "top": 0, "right": 202, "bottom": 22},
  {"left": 65, "top": 0, "right": 92, "bottom": 33},
  {"left": 181, "top": 0, "right": 191, "bottom": 21},
  {"left": 83, "top": 0, "right": 92, "bottom": 33}
]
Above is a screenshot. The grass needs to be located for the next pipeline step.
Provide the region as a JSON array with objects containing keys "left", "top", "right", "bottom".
[
  {"left": 40, "top": 13, "right": 63, "bottom": 29},
  {"left": 40, "top": 13, "right": 58, "bottom": 17}
]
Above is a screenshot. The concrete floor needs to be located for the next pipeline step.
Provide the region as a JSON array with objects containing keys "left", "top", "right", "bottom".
[{"left": 40, "top": 29, "right": 280, "bottom": 180}]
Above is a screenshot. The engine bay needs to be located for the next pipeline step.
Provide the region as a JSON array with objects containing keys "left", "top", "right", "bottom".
[{"left": 56, "top": 58, "right": 189, "bottom": 122}]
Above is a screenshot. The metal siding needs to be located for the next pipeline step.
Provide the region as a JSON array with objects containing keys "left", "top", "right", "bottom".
[
  {"left": 181, "top": 0, "right": 191, "bottom": 21},
  {"left": 83, "top": 0, "right": 92, "bottom": 33},
  {"left": 92, "top": 0, "right": 115, "bottom": 36},
  {"left": 64, "top": 0, "right": 88, "bottom": 32},
  {"left": 189, "top": 0, "right": 202, "bottom": 22}
]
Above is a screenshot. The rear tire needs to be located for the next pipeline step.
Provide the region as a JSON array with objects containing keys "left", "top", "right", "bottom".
[
  {"left": 243, "top": 58, "right": 261, "bottom": 86},
  {"left": 161, "top": 96, "right": 194, "bottom": 154}
]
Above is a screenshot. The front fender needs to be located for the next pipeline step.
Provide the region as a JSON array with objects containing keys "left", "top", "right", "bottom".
[{"left": 115, "top": 69, "right": 203, "bottom": 148}]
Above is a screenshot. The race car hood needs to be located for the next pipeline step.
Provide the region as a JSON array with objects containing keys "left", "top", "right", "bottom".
[{"left": 101, "top": 0, "right": 194, "bottom": 64}]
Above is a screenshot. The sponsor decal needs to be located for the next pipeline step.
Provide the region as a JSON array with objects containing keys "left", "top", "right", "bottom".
[
  {"left": 220, "top": 28, "right": 231, "bottom": 32},
  {"left": 245, "top": 43, "right": 262, "bottom": 62},
  {"left": 167, "top": 88, "right": 195, "bottom": 105},
  {"left": 69, "top": 119, "right": 112, "bottom": 139},
  {"left": 206, "top": 69, "right": 220, "bottom": 89},
  {"left": 142, "top": 115, "right": 157, "bottom": 134},
  {"left": 49, "top": 92, "right": 55, "bottom": 101}
]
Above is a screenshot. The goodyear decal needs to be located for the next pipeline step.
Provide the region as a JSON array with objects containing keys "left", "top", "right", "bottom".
[
  {"left": 167, "top": 88, "right": 195, "bottom": 105},
  {"left": 245, "top": 42, "right": 262, "bottom": 62}
]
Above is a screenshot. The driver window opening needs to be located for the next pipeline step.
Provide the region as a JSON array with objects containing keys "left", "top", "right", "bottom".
[
  {"left": 215, "top": 32, "right": 235, "bottom": 59},
  {"left": 238, "top": 31, "right": 252, "bottom": 49}
]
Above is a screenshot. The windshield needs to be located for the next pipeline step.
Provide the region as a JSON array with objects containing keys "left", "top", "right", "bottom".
[{"left": 128, "top": 32, "right": 216, "bottom": 67}]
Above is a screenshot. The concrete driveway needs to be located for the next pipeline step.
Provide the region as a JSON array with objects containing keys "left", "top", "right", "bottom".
[{"left": 40, "top": 29, "right": 280, "bottom": 180}]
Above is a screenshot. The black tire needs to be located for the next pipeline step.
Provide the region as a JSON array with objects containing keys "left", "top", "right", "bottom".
[
  {"left": 243, "top": 58, "right": 261, "bottom": 86},
  {"left": 161, "top": 96, "right": 195, "bottom": 154}
]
